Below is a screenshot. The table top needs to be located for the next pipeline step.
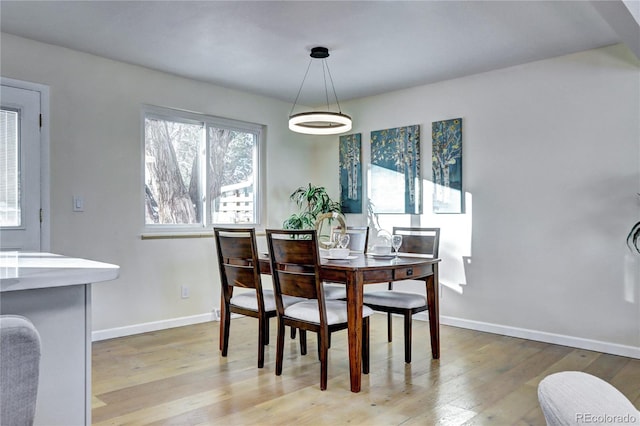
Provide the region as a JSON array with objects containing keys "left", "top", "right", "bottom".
[
  {"left": 259, "top": 252, "right": 439, "bottom": 283},
  {"left": 0, "top": 251, "right": 120, "bottom": 292}
]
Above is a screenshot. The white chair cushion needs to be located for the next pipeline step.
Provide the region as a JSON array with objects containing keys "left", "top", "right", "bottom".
[
  {"left": 363, "top": 291, "right": 427, "bottom": 309},
  {"left": 231, "top": 289, "right": 304, "bottom": 312},
  {"left": 323, "top": 283, "right": 346, "bottom": 300},
  {"left": 537, "top": 371, "right": 640, "bottom": 426},
  {"left": 284, "top": 300, "right": 373, "bottom": 325}
]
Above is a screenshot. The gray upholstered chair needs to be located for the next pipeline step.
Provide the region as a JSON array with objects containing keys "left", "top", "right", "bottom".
[
  {"left": 0, "top": 315, "right": 41, "bottom": 426},
  {"left": 538, "top": 371, "right": 640, "bottom": 425}
]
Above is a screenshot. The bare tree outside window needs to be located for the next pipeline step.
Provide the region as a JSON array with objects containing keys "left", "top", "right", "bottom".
[
  {"left": 144, "top": 108, "right": 261, "bottom": 228},
  {"left": 208, "top": 127, "right": 255, "bottom": 224},
  {"left": 144, "top": 117, "right": 200, "bottom": 224}
]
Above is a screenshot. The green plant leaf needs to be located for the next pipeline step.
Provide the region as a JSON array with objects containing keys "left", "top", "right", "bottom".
[{"left": 284, "top": 183, "right": 341, "bottom": 230}]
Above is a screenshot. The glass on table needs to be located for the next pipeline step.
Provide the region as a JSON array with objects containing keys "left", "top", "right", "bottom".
[{"left": 391, "top": 234, "right": 403, "bottom": 258}]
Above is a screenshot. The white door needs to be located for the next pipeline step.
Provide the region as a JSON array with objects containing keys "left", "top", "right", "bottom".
[{"left": 0, "top": 85, "right": 41, "bottom": 251}]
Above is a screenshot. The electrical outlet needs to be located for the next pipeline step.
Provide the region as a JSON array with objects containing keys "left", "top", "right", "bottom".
[{"left": 181, "top": 285, "right": 190, "bottom": 299}]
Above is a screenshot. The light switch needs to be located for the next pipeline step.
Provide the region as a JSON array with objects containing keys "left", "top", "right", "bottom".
[{"left": 73, "top": 195, "right": 84, "bottom": 212}]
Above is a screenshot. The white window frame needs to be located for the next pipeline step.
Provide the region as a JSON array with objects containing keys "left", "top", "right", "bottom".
[
  {"left": 0, "top": 77, "right": 50, "bottom": 251},
  {"left": 141, "top": 105, "right": 263, "bottom": 236}
]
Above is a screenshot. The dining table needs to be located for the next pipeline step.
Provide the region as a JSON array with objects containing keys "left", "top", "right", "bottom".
[{"left": 259, "top": 252, "right": 441, "bottom": 393}]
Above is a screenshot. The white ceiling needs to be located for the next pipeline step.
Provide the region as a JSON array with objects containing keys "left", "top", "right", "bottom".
[{"left": 1, "top": 1, "right": 638, "bottom": 107}]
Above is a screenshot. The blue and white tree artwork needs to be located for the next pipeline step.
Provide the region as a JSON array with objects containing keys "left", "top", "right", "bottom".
[
  {"left": 432, "top": 118, "right": 463, "bottom": 213},
  {"left": 339, "top": 133, "right": 362, "bottom": 213},
  {"left": 370, "top": 125, "right": 421, "bottom": 214}
]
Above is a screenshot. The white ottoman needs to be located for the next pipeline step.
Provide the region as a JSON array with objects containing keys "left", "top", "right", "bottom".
[{"left": 538, "top": 371, "right": 639, "bottom": 425}]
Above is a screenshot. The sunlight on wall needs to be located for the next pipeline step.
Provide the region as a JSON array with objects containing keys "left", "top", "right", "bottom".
[
  {"left": 624, "top": 254, "right": 640, "bottom": 345},
  {"left": 422, "top": 181, "right": 473, "bottom": 295},
  {"left": 369, "top": 164, "right": 406, "bottom": 213},
  {"left": 624, "top": 253, "right": 639, "bottom": 305},
  {"left": 370, "top": 179, "right": 473, "bottom": 295}
]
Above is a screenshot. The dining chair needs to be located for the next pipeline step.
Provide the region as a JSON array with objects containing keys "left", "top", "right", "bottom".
[
  {"left": 323, "top": 226, "right": 369, "bottom": 300},
  {"left": 266, "top": 229, "right": 373, "bottom": 391},
  {"left": 362, "top": 227, "right": 440, "bottom": 363},
  {"left": 214, "top": 227, "right": 303, "bottom": 368}
]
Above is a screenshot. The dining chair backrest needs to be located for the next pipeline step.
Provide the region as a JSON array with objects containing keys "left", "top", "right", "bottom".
[
  {"left": 266, "top": 229, "right": 325, "bottom": 313},
  {"left": 214, "top": 227, "right": 263, "bottom": 306},
  {"left": 392, "top": 227, "right": 440, "bottom": 258},
  {"left": 331, "top": 226, "right": 369, "bottom": 253}
]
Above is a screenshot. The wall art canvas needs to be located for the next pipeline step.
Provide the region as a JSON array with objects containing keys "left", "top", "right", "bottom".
[
  {"left": 370, "top": 125, "right": 421, "bottom": 214},
  {"left": 339, "top": 133, "right": 362, "bottom": 213},
  {"left": 432, "top": 118, "right": 463, "bottom": 213}
]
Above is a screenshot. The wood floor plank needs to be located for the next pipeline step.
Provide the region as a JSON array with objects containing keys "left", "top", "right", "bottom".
[
  {"left": 609, "top": 358, "right": 640, "bottom": 405},
  {"left": 524, "top": 348, "right": 601, "bottom": 387},
  {"left": 92, "top": 315, "right": 639, "bottom": 425},
  {"left": 446, "top": 343, "right": 572, "bottom": 414},
  {"left": 461, "top": 383, "right": 540, "bottom": 425}
]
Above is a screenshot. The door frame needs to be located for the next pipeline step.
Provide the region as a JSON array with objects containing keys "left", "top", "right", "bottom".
[{"left": 1, "top": 77, "right": 50, "bottom": 252}]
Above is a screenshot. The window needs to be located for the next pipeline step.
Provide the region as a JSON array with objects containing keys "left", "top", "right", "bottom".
[
  {"left": 143, "top": 106, "right": 262, "bottom": 230},
  {"left": 0, "top": 108, "right": 20, "bottom": 227}
]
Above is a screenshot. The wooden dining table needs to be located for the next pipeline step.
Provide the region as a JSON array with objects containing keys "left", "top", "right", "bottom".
[{"left": 259, "top": 253, "right": 441, "bottom": 393}]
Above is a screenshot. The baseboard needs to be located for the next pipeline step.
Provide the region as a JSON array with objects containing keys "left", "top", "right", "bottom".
[
  {"left": 92, "top": 312, "right": 219, "bottom": 342},
  {"left": 412, "top": 312, "right": 640, "bottom": 359},
  {"left": 93, "top": 311, "right": 640, "bottom": 359}
]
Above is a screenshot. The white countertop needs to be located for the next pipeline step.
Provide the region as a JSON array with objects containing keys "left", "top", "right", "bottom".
[{"left": 0, "top": 251, "right": 120, "bottom": 292}]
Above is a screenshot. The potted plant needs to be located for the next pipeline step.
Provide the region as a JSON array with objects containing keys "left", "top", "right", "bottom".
[{"left": 283, "top": 183, "right": 342, "bottom": 230}]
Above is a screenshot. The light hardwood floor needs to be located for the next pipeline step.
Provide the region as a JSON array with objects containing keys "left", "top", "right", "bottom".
[{"left": 92, "top": 314, "right": 640, "bottom": 425}]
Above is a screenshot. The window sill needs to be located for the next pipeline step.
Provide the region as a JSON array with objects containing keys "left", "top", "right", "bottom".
[
  {"left": 141, "top": 232, "right": 214, "bottom": 240},
  {"left": 141, "top": 228, "right": 266, "bottom": 240}
]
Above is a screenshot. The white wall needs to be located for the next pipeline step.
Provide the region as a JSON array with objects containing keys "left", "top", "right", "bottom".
[
  {"left": 312, "top": 44, "right": 640, "bottom": 356},
  {"left": 2, "top": 33, "right": 639, "bottom": 356},
  {"left": 0, "top": 33, "right": 316, "bottom": 334}
]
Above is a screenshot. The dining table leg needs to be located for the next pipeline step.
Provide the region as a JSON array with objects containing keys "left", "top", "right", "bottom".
[
  {"left": 426, "top": 263, "right": 440, "bottom": 359},
  {"left": 346, "top": 270, "right": 364, "bottom": 392}
]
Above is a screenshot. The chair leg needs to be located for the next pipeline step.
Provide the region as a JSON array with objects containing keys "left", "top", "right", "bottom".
[
  {"left": 404, "top": 313, "right": 412, "bottom": 364},
  {"left": 220, "top": 307, "right": 231, "bottom": 356},
  {"left": 319, "top": 332, "right": 328, "bottom": 391},
  {"left": 318, "top": 333, "right": 331, "bottom": 358},
  {"left": 219, "top": 295, "right": 226, "bottom": 350},
  {"left": 362, "top": 317, "right": 370, "bottom": 374},
  {"left": 257, "top": 317, "right": 265, "bottom": 368},
  {"left": 275, "top": 319, "right": 285, "bottom": 376},
  {"left": 299, "top": 330, "right": 307, "bottom": 356},
  {"left": 263, "top": 317, "right": 270, "bottom": 346},
  {"left": 290, "top": 327, "right": 296, "bottom": 339},
  {"left": 387, "top": 282, "right": 394, "bottom": 343}
]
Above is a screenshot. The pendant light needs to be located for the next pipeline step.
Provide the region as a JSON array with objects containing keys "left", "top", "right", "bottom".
[{"left": 288, "top": 47, "right": 352, "bottom": 135}]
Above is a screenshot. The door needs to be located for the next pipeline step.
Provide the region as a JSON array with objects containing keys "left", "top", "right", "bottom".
[{"left": 1, "top": 84, "right": 41, "bottom": 251}]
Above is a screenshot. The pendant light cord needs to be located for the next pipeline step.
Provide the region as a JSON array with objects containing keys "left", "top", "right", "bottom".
[
  {"left": 289, "top": 58, "right": 313, "bottom": 116},
  {"left": 289, "top": 55, "right": 344, "bottom": 116},
  {"left": 323, "top": 59, "right": 343, "bottom": 114}
]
